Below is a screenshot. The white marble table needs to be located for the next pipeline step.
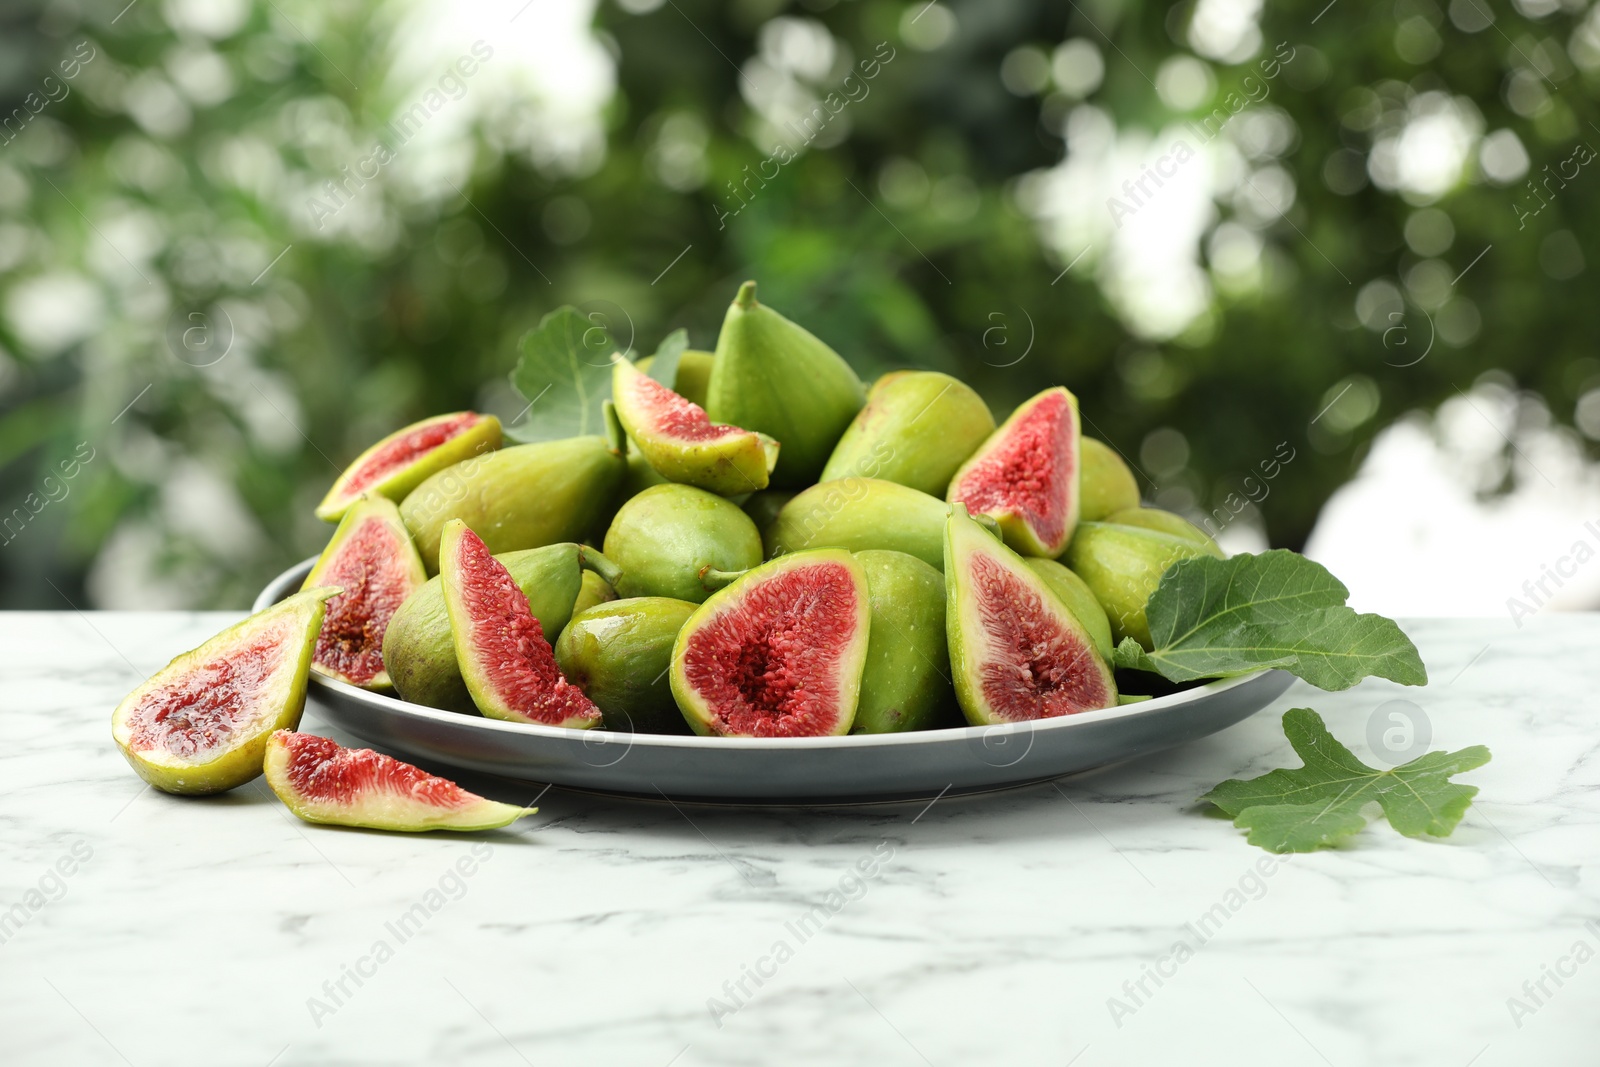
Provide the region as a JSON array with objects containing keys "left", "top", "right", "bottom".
[{"left": 1, "top": 613, "right": 1594, "bottom": 1066}]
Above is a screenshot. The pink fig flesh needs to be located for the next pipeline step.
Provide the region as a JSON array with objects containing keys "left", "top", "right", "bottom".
[{"left": 947, "top": 387, "right": 1080, "bottom": 557}]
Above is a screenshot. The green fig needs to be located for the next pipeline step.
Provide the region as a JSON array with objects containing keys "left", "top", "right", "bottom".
[
  {"left": 706, "top": 281, "right": 866, "bottom": 487},
  {"left": 821, "top": 371, "right": 995, "bottom": 497},
  {"left": 554, "top": 597, "right": 697, "bottom": 734},
  {"left": 611, "top": 355, "right": 779, "bottom": 496},
  {"left": 948, "top": 386, "right": 1082, "bottom": 558},
  {"left": 400, "top": 435, "right": 625, "bottom": 572},
  {"left": 1023, "top": 557, "right": 1114, "bottom": 662},
  {"left": 638, "top": 349, "right": 715, "bottom": 408},
  {"left": 1064, "top": 521, "right": 1224, "bottom": 648},
  {"left": 742, "top": 489, "right": 796, "bottom": 541},
  {"left": 945, "top": 507, "right": 1116, "bottom": 725},
  {"left": 1079, "top": 437, "right": 1140, "bottom": 522},
  {"left": 852, "top": 550, "right": 957, "bottom": 734},
  {"left": 570, "top": 569, "right": 618, "bottom": 617},
  {"left": 765, "top": 477, "right": 992, "bottom": 571},
  {"left": 382, "top": 542, "right": 615, "bottom": 712},
  {"left": 1103, "top": 506, "right": 1219, "bottom": 549},
  {"left": 602, "top": 483, "right": 764, "bottom": 603}
]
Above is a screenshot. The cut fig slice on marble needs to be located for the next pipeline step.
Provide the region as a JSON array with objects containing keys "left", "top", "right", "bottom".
[
  {"left": 670, "top": 549, "right": 870, "bottom": 737},
  {"left": 947, "top": 386, "right": 1082, "bottom": 557},
  {"left": 438, "top": 520, "right": 602, "bottom": 729},
  {"left": 945, "top": 506, "right": 1116, "bottom": 725},
  {"left": 111, "top": 587, "right": 339, "bottom": 795},
  {"left": 611, "top": 355, "right": 778, "bottom": 496},
  {"left": 316, "top": 411, "right": 502, "bottom": 522},
  {"left": 263, "top": 731, "right": 530, "bottom": 832},
  {"left": 302, "top": 494, "right": 426, "bottom": 689}
]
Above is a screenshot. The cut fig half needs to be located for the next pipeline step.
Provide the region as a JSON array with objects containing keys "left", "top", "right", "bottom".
[
  {"left": 316, "top": 411, "right": 501, "bottom": 522},
  {"left": 439, "top": 520, "right": 602, "bottom": 729},
  {"left": 111, "top": 587, "right": 340, "bottom": 795},
  {"left": 947, "top": 386, "right": 1081, "bottom": 557},
  {"left": 611, "top": 355, "right": 778, "bottom": 496},
  {"left": 945, "top": 506, "right": 1116, "bottom": 725},
  {"left": 670, "top": 549, "right": 870, "bottom": 738},
  {"left": 302, "top": 494, "right": 426, "bottom": 689},
  {"left": 264, "top": 731, "right": 530, "bottom": 832}
]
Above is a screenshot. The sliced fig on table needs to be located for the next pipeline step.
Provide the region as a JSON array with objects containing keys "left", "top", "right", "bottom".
[
  {"left": 111, "top": 587, "right": 340, "bottom": 795},
  {"left": 947, "top": 386, "right": 1082, "bottom": 558},
  {"left": 316, "top": 411, "right": 501, "bottom": 523}
]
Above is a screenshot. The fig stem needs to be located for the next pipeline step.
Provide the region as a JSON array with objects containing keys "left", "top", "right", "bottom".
[
  {"left": 579, "top": 547, "right": 624, "bottom": 589},
  {"left": 699, "top": 567, "right": 746, "bottom": 592},
  {"left": 734, "top": 280, "right": 758, "bottom": 310},
  {"left": 602, "top": 399, "right": 626, "bottom": 456}
]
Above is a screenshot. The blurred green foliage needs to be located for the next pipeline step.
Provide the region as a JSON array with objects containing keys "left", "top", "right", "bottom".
[{"left": 0, "top": 0, "right": 1595, "bottom": 608}]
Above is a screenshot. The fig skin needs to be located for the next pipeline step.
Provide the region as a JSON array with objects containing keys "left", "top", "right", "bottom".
[
  {"left": 603, "top": 483, "right": 763, "bottom": 603},
  {"left": 741, "top": 489, "right": 796, "bottom": 542},
  {"left": 1103, "top": 506, "right": 1219, "bottom": 550},
  {"left": 554, "top": 597, "right": 697, "bottom": 734},
  {"left": 301, "top": 493, "right": 426, "bottom": 690},
  {"left": 765, "top": 477, "right": 988, "bottom": 572},
  {"left": 1079, "top": 437, "right": 1140, "bottom": 522},
  {"left": 821, "top": 371, "right": 995, "bottom": 498},
  {"left": 112, "top": 586, "right": 339, "bottom": 795},
  {"left": 382, "top": 543, "right": 599, "bottom": 713},
  {"left": 1023, "top": 557, "right": 1114, "bottom": 662},
  {"left": 400, "top": 435, "right": 625, "bottom": 572},
  {"left": 706, "top": 281, "right": 866, "bottom": 488},
  {"left": 1064, "top": 521, "right": 1225, "bottom": 648},
  {"left": 945, "top": 508, "right": 1116, "bottom": 726},
  {"left": 611, "top": 356, "right": 779, "bottom": 497},
  {"left": 947, "top": 386, "right": 1082, "bottom": 558},
  {"left": 317, "top": 412, "right": 502, "bottom": 523},
  {"left": 570, "top": 569, "right": 618, "bottom": 617},
  {"left": 852, "top": 550, "right": 959, "bottom": 734},
  {"left": 637, "top": 349, "right": 714, "bottom": 408}
]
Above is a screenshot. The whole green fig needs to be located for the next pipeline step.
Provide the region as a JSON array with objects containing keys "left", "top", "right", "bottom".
[
  {"left": 603, "top": 483, "right": 763, "bottom": 603},
  {"left": 765, "top": 477, "right": 988, "bottom": 571},
  {"left": 1103, "top": 506, "right": 1219, "bottom": 549},
  {"left": 554, "top": 597, "right": 697, "bottom": 734},
  {"left": 853, "top": 550, "right": 958, "bottom": 734},
  {"left": 1079, "top": 437, "right": 1140, "bottom": 522},
  {"left": 1064, "top": 522, "right": 1224, "bottom": 648},
  {"left": 706, "top": 281, "right": 865, "bottom": 487},
  {"left": 820, "top": 371, "right": 995, "bottom": 497},
  {"left": 400, "top": 436, "right": 625, "bottom": 572}
]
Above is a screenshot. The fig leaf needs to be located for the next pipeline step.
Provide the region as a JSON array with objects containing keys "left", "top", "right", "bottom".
[
  {"left": 508, "top": 306, "right": 615, "bottom": 443},
  {"left": 1110, "top": 549, "right": 1428, "bottom": 691},
  {"left": 646, "top": 328, "right": 689, "bottom": 390},
  {"left": 1200, "top": 708, "right": 1491, "bottom": 853}
]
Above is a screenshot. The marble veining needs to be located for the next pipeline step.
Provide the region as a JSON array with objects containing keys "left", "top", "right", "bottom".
[{"left": 0, "top": 612, "right": 1595, "bottom": 1065}]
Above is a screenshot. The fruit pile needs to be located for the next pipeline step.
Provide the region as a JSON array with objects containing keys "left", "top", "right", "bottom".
[{"left": 110, "top": 281, "right": 1244, "bottom": 825}]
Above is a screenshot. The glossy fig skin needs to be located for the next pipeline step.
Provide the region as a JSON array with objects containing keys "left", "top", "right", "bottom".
[
  {"left": 316, "top": 412, "right": 502, "bottom": 523},
  {"left": 1023, "top": 557, "right": 1114, "bottom": 662},
  {"left": 400, "top": 435, "right": 625, "bottom": 572},
  {"left": 706, "top": 281, "right": 866, "bottom": 488},
  {"left": 852, "top": 550, "right": 958, "bottom": 734},
  {"left": 611, "top": 356, "right": 778, "bottom": 497},
  {"left": 1102, "top": 506, "right": 1220, "bottom": 550},
  {"left": 821, "top": 371, "right": 995, "bottom": 498},
  {"left": 569, "top": 570, "right": 618, "bottom": 617},
  {"left": 765, "top": 477, "right": 985, "bottom": 571},
  {"left": 554, "top": 597, "right": 697, "bottom": 735},
  {"left": 1079, "top": 437, "right": 1140, "bottom": 522},
  {"left": 1064, "top": 521, "right": 1224, "bottom": 648},
  {"left": 603, "top": 483, "right": 763, "bottom": 603},
  {"left": 381, "top": 543, "right": 597, "bottom": 713}
]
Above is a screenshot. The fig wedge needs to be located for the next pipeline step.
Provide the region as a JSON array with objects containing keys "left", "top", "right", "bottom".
[
  {"left": 316, "top": 412, "right": 501, "bottom": 523},
  {"left": 611, "top": 355, "right": 778, "bottom": 496}
]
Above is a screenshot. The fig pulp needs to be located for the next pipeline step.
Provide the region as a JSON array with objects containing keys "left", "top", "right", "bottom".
[
  {"left": 554, "top": 597, "right": 697, "bottom": 734},
  {"left": 821, "top": 371, "right": 995, "bottom": 497},
  {"left": 852, "top": 550, "right": 956, "bottom": 734},
  {"left": 1079, "top": 437, "right": 1140, "bottom": 522},
  {"left": 945, "top": 507, "right": 1116, "bottom": 725},
  {"left": 264, "top": 731, "right": 529, "bottom": 832},
  {"left": 400, "top": 435, "right": 625, "bottom": 572},
  {"left": 638, "top": 348, "right": 714, "bottom": 407},
  {"left": 1023, "top": 557, "right": 1114, "bottom": 662},
  {"left": 765, "top": 477, "right": 992, "bottom": 571},
  {"left": 611, "top": 356, "right": 778, "bottom": 496},
  {"left": 382, "top": 542, "right": 611, "bottom": 713},
  {"left": 316, "top": 412, "right": 501, "bottom": 523},
  {"left": 1064, "top": 521, "right": 1224, "bottom": 648},
  {"left": 111, "top": 587, "right": 339, "bottom": 795},
  {"left": 706, "top": 281, "right": 866, "bottom": 488},
  {"left": 948, "top": 387, "right": 1082, "bottom": 558},
  {"left": 439, "top": 521, "right": 601, "bottom": 729},
  {"left": 671, "top": 550, "right": 870, "bottom": 737},
  {"left": 603, "top": 483, "right": 763, "bottom": 603},
  {"left": 301, "top": 494, "right": 426, "bottom": 689}
]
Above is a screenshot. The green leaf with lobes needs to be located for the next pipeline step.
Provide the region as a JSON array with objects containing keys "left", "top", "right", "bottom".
[
  {"left": 1111, "top": 550, "right": 1428, "bottom": 690},
  {"left": 507, "top": 306, "right": 616, "bottom": 443},
  {"left": 1200, "top": 708, "right": 1491, "bottom": 853}
]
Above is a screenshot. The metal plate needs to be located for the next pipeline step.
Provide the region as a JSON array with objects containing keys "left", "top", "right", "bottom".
[{"left": 257, "top": 559, "right": 1294, "bottom": 803}]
